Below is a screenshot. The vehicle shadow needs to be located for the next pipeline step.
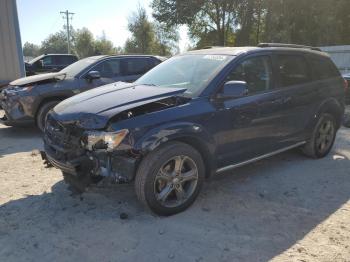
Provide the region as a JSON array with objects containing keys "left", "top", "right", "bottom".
[
  {"left": 0, "top": 146, "right": 349, "bottom": 261},
  {"left": 0, "top": 125, "right": 42, "bottom": 157}
]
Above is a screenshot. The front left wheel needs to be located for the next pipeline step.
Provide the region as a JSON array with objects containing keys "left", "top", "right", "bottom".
[
  {"left": 135, "top": 142, "right": 205, "bottom": 216},
  {"left": 36, "top": 101, "right": 60, "bottom": 131}
]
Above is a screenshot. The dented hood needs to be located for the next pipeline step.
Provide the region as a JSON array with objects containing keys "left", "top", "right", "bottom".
[
  {"left": 10, "top": 72, "right": 66, "bottom": 86},
  {"left": 53, "top": 82, "right": 187, "bottom": 129}
]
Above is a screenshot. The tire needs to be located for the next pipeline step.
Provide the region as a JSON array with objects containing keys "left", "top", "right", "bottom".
[
  {"left": 36, "top": 101, "right": 60, "bottom": 131},
  {"left": 302, "top": 113, "right": 337, "bottom": 158},
  {"left": 135, "top": 142, "right": 205, "bottom": 216}
]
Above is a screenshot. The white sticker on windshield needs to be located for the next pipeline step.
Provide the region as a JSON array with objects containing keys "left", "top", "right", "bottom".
[{"left": 203, "top": 55, "right": 227, "bottom": 61}]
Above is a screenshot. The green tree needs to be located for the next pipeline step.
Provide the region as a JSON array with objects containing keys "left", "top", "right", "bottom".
[
  {"left": 94, "top": 32, "right": 115, "bottom": 55},
  {"left": 40, "top": 31, "right": 68, "bottom": 54},
  {"left": 154, "top": 22, "right": 179, "bottom": 55},
  {"left": 74, "top": 27, "right": 95, "bottom": 58},
  {"left": 23, "top": 42, "right": 41, "bottom": 57},
  {"left": 261, "top": 0, "right": 350, "bottom": 46},
  {"left": 125, "top": 6, "right": 157, "bottom": 54},
  {"left": 152, "top": 0, "right": 237, "bottom": 48}
]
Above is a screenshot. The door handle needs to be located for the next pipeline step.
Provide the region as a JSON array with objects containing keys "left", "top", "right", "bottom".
[{"left": 272, "top": 97, "right": 292, "bottom": 105}]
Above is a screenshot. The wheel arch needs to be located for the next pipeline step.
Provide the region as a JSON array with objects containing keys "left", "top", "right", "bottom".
[
  {"left": 313, "top": 98, "right": 344, "bottom": 129},
  {"left": 135, "top": 123, "right": 217, "bottom": 178},
  {"left": 34, "top": 96, "right": 69, "bottom": 120}
]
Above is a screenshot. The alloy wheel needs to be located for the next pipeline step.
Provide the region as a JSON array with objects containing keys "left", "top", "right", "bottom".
[
  {"left": 154, "top": 155, "right": 199, "bottom": 208},
  {"left": 316, "top": 119, "right": 335, "bottom": 154}
]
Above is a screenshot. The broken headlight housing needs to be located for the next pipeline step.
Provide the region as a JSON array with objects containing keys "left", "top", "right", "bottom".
[
  {"left": 82, "top": 129, "right": 129, "bottom": 151},
  {"left": 12, "top": 85, "right": 35, "bottom": 92}
]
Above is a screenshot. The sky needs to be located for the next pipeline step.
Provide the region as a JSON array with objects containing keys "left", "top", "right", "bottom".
[{"left": 16, "top": 0, "right": 189, "bottom": 52}]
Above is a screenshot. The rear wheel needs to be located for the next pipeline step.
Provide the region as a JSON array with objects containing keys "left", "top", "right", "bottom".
[
  {"left": 135, "top": 142, "right": 205, "bottom": 216},
  {"left": 302, "top": 113, "right": 337, "bottom": 158},
  {"left": 36, "top": 101, "right": 60, "bottom": 131}
]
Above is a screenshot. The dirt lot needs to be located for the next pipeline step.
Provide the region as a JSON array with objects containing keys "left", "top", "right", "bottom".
[{"left": 0, "top": 113, "right": 350, "bottom": 262}]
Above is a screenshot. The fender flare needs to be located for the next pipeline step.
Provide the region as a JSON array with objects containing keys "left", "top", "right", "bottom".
[
  {"left": 308, "top": 98, "right": 344, "bottom": 130},
  {"left": 134, "top": 122, "right": 217, "bottom": 176}
]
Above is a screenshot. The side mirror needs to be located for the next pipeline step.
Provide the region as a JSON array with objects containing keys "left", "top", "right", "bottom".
[
  {"left": 217, "top": 81, "right": 248, "bottom": 99},
  {"left": 86, "top": 71, "right": 101, "bottom": 81}
]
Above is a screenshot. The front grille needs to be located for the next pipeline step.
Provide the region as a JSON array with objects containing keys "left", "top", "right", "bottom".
[{"left": 45, "top": 114, "right": 85, "bottom": 161}]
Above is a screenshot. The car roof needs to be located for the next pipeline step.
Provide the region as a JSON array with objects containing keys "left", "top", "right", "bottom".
[{"left": 184, "top": 46, "right": 329, "bottom": 58}]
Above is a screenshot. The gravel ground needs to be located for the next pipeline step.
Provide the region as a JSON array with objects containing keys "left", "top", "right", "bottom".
[{"left": 0, "top": 111, "right": 350, "bottom": 262}]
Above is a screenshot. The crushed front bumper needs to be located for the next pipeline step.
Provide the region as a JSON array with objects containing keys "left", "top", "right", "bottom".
[
  {"left": 0, "top": 91, "right": 34, "bottom": 126},
  {"left": 43, "top": 142, "right": 138, "bottom": 182}
]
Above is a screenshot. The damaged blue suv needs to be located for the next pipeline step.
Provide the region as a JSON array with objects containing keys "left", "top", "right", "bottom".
[{"left": 43, "top": 44, "right": 345, "bottom": 216}]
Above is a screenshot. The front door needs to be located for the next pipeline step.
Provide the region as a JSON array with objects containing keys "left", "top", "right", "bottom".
[
  {"left": 79, "top": 58, "right": 125, "bottom": 92},
  {"left": 214, "top": 55, "right": 289, "bottom": 167}
]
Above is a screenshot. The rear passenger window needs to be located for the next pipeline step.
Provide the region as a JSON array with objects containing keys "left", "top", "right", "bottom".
[
  {"left": 309, "top": 57, "right": 340, "bottom": 80},
  {"left": 124, "top": 58, "right": 150, "bottom": 76},
  {"left": 276, "top": 55, "right": 310, "bottom": 88},
  {"left": 226, "top": 56, "right": 273, "bottom": 94}
]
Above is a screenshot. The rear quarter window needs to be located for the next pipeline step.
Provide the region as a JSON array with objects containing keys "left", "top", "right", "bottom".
[
  {"left": 308, "top": 56, "right": 340, "bottom": 80},
  {"left": 275, "top": 55, "right": 311, "bottom": 88}
]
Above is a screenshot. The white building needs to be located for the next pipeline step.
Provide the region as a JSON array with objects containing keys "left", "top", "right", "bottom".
[
  {"left": 320, "top": 45, "right": 350, "bottom": 75},
  {"left": 0, "top": 0, "right": 25, "bottom": 87}
]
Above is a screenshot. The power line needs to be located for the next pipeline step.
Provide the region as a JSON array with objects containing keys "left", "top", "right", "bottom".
[{"left": 60, "top": 10, "right": 75, "bottom": 54}]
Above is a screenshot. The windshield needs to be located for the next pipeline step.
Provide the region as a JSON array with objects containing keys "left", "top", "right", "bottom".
[
  {"left": 135, "top": 54, "right": 232, "bottom": 96},
  {"left": 60, "top": 57, "right": 97, "bottom": 77},
  {"left": 28, "top": 55, "right": 44, "bottom": 64}
]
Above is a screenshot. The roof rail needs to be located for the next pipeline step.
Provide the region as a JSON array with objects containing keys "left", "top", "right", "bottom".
[
  {"left": 258, "top": 43, "right": 322, "bottom": 52},
  {"left": 202, "top": 46, "right": 226, "bottom": 49}
]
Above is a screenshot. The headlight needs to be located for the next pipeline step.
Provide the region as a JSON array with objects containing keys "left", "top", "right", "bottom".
[
  {"left": 10, "top": 86, "right": 34, "bottom": 92},
  {"left": 82, "top": 129, "right": 129, "bottom": 151}
]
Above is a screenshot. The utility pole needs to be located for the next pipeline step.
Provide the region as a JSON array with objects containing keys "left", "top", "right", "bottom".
[{"left": 60, "top": 10, "right": 75, "bottom": 54}]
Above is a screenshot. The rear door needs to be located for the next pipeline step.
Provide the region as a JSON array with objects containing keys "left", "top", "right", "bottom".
[
  {"left": 270, "top": 53, "right": 316, "bottom": 142},
  {"left": 121, "top": 57, "right": 153, "bottom": 82}
]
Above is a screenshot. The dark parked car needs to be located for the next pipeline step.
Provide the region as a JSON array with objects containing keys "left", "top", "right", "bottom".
[
  {"left": 42, "top": 44, "right": 345, "bottom": 215},
  {"left": 25, "top": 54, "right": 78, "bottom": 76},
  {"left": 0, "top": 55, "right": 165, "bottom": 130},
  {"left": 342, "top": 73, "right": 350, "bottom": 104}
]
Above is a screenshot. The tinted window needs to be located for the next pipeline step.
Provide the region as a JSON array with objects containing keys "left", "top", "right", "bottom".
[
  {"left": 93, "top": 59, "right": 121, "bottom": 78},
  {"left": 55, "top": 56, "right": 77, "bottom": 65},
  {"left": 42, "top": 56, "right": 53, "bottom": 66},
  {"left": 309, "top": 56, "right": 340, "bottom": 80},
  {"left": 226, "top": 56, "right": 273, "bottom": 94},
  {"left": 124, "top": 58, "right": 150, "bottom": 76},
  {"left": 276, "top": 55, "right": 310, "bottom": 87}
]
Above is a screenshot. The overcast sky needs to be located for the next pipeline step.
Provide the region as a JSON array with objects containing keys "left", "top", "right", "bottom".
[{"left": 17, "top": 0, "right": 189, "bottom": 52}]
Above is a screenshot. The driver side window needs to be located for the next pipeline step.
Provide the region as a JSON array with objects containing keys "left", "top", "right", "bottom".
[
  {"left": 42, "top": 56, "right": 53, "bottom": 66},
  {"left": 226, "top": 56, "right": 273, "bottom": 95}
]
